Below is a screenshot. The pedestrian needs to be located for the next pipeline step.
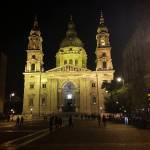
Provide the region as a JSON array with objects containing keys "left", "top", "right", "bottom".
[
  {"left": 16, "top": 116, "right": 20, "bottom": 127},
  {"left": 58, "top": 117, "right": 62, "bottom": 128},
  {"left": 97, "top": 114, "right": 101, "bottom": 127},
  {"left": 54, "top": 116, "right": 58, "bottom": 129},
  {"left": 7, "top": 114, "right": 10, "bottom": 122},
  {"left": 49, "top": 116, "right": 53, "bottom": 132},
  {"left": 20, "top": 116, "right": 24, "bottom": 126},
  {"left": 68, "top": 115, "right": 73, "bottom": 127},
  {"left": 124, "top": 116, "right": 128, "bottom": 125},
  {"left": 102, "top": 115, "right": 107, "bottom": 127}
]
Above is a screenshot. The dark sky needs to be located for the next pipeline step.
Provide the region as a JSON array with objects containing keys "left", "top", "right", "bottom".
[{"left": 0, "top": 0, "right": 141, "bottom": 98}]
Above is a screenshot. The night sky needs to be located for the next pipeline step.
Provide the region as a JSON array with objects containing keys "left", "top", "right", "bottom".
[{"left": 0, "top": 0, "right": 143, "bottom": 98}]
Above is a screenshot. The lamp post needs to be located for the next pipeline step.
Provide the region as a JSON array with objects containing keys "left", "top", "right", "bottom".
[
  {"left": 9, "top": 92, "right": 15, "bottom": 111},
  {"left": 10, "top": 92, "right": 15, "bottom": 101},
  {"left": 116, "top": 77, "right": 124, "bottom": 86}
]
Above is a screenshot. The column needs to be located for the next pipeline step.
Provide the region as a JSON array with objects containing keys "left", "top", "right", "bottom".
[
  {"left": 86, "top": 79, "right": 91, "bottom": 113},
  {"left": 58, "top": 89, "right": 62, "bottom": 112}
]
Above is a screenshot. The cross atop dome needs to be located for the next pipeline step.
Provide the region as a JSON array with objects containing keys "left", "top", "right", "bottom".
[
  {"left": 100, "top": 10, "right": 104, "bottom": 25},
  {"left": 33, "top": 15, "right": 39, "bottom": 30}
]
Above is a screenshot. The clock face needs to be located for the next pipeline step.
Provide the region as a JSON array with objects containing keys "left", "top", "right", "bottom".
[{"left": 101, "top": 39, "right": 105, "bottom": 46}]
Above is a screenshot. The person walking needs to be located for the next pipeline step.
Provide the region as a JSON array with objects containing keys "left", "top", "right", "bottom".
[
  {"left": 102, "top": 115, "right": 107, "bottom": 127},
  {"left": 16, "top": 116, "right": 20, "bottom": 127},
  {"left": 49, "top": 116, "right": 53, "bottom": 132},
  {"left": 58, "top": 117, "right": 62, "bottom": 128},
  {"left": 97, "top": 114, "right": 101, "bottom": 127},
  {"left": 54, "top": 116, "right": 58, "bottom": 129},
  {"left": 20, "top": 116, "right": 24, "bottom": 126},
  {"left": 124, "top": 116, "right": 129, "bottom": 125}
]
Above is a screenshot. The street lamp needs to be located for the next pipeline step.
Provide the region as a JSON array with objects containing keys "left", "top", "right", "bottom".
[
  {"left": 9, "top": 92, "right": 15, "bottom": 112},
  {"left": 10, "top": 92, "right": 15, "bottom": 101},
  {"left": 116, "top": 77, "right": 124, "bottom": 86}
]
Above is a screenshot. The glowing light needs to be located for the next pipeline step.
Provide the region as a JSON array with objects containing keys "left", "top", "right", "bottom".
[
  {"left": 67, "top": 94, "right": 72, "bottom": 99},
  {"left": 116, "top": 101, "right": 119, "bottom": 104},
  {"left": 117, "top": 77, "right": 122, "bottom": 82},
  {"left": 11, "top": 93, "right": 15, "bottom": 96},
  {"left": 100, "top": 106, "right": 103, "bottom": 110},
  {"left": 101, "top": 39, "right": 105, "bottom": 46}
]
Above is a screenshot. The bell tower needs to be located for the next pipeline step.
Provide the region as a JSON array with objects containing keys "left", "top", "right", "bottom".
[
  {"left": 25, "top": 16, "right": 44, "bottom": 72},
  {"left": 95, "top": 12, "right": 113, "bottom": 71}
]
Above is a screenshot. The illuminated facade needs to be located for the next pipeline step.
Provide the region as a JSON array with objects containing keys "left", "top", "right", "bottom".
[{"left": 23, "top": 13, "right": 114, "bottom": 116}]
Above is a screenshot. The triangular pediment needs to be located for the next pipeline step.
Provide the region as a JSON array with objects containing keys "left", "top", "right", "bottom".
[{"left": 46, "top": 64, "right": 91, "bottom": 72}]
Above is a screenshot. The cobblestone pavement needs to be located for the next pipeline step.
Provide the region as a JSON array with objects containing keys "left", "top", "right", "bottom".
[{"left": 18, "top": 119, "right": 150, "bottom": 150}]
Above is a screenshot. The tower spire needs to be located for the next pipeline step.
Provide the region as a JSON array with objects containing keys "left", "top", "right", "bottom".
[
  {"left": 70, "top": 14, "right": 73, "bottom": 21},
  {"left": 100, "top": 10, "right": 104, "bottom": 25},
  {"left": 66, "top": 15, "right": 77, "bottom": 38},
  {"left": 33, "top": 15, "right": 39, "bottom": 30}
]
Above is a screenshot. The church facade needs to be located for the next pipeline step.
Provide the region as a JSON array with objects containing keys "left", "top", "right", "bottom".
[{"left": 23, "top": 13, "right": 114, "bottom": 116}]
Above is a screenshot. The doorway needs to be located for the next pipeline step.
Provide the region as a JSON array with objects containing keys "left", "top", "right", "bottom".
[{"left": 62, "top": 82, "right": 76, "bottom": 112}]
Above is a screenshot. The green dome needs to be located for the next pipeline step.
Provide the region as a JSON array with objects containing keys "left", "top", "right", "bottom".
[
  {"left": 60, "top": 36, "right": 83, "bottom": 48},
  {"left": 60, "top": 17, "right": 84, "bottom": 48}
]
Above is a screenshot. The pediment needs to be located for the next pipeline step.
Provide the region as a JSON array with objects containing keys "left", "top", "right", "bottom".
[{"left": 46, "top": 64, "right": 91, "bottom": 72}]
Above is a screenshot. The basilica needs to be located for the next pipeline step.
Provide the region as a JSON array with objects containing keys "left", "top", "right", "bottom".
[{"left": 23, "top": 13, "right": 114, "bottom": 116}]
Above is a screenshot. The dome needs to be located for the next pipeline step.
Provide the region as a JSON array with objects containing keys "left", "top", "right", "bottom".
[
  {"left": 60, "top": 17, "right": 84, "bottom": 48},
  {"left": 60, "top": 36, "right": 83, "bottom": 48}
]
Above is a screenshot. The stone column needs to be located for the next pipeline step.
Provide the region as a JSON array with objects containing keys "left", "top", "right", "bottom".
[
  {"left": 80, "top": 78, "right": 86, "bottom": 113},
  {"left": 49, "top": 79, "right": 52, "bottom": 113},
  {"left": 58, "top": 89, "right": 62, "bottom": 112},
  {"left": 86, "top": 79, "right": 91, "bottom": 114}
]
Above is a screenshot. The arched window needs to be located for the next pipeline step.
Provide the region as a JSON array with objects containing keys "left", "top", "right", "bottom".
[
  {"left": 31, "top": 64, "right": 35, "bottom": 71},
  {"left": 69, "top": 59, "right": 73, "bottom": 64},
  {"left": 29, "top": 98, "right": 33, "bottom": 106},
  {"left": 91, "top": 95, "right": 96, "bottom": 105},
  {"left": 41, "top": 97, "right": 46, "bottom": 106},
  {"left": 75, "top": 60, "right": 78, "bottom": 66},
  {"left": 92, "top": 96, "right": 96, "bottom": 104},
  {"left": 64, "top": 60, "right": 67, "bottom": 65},
  {"left": 92, "top": 83, "right": 96, "bottom": 87},
  {"left": 103, "top": 61, "right": 107, "bottom": 69}
]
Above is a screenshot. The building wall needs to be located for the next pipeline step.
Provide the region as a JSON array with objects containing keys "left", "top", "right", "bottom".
[
  {"left": 122, "top": 1, "right": 150, "bottom": 104},
  {"left": 0, "top": 52, "right": 7, "bottom": 113},
  {"left": 23, "top": 70, "right": 114, "bottom": 116}
]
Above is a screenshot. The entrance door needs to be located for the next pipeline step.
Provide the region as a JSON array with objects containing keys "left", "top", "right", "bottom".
[{"left": 62, "top": 82, "right": 76, "bottom": 112}]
